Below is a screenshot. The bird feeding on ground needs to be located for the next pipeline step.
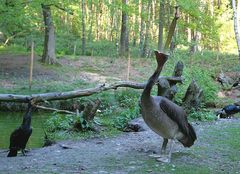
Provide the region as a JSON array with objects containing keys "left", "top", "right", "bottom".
[
  {"left": 7, "top": 101, "right": 34, "bottom": 157},
  {"left": 140, "top": 51, "right": 197, "bottom": 163},
  {"left": 216, "top": 104, "right": 240, "bottom": 119}
]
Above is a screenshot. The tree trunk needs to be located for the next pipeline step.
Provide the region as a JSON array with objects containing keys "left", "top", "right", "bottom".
[
  {"left": 119, "top": 0, "right": 129, "bottom": 57},
  {"left": 232, "top": 0, "right": 240, "bottom": 62},
  {"left": 190, "top": 29, "right": 198, "bottom": 54},
  {"left": 139, "top": 0, "right": 145, "bottom": 54},
  {"left": 141, "top": 0, "right": 151, "bottom": 58},
  {"left": 41, "top": 4, "right": 57, "bottom": 64},
  {"left": 88, "top": 1, "right": 93, "bottom": 41},
  {"left": 81, "top": 0, "right": 86, "bottom": 55},
  {"left": 186, "top": 15, "right": 191, "bottom": 43},
  {"left": 133, "top": 4, "right": 139, "bottom": 47},
  {"left": 96, "top": 1, "right": 100, "bottom": 40},
  {"left": 158, "top": 0, "right": 165, "bottom": 52}
]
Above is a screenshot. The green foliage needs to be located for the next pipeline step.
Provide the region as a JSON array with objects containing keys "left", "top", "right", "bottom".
[
  {"left": 188, "top": 109, "right": 217, "bottom": 121},
  {"left": 0, "top": 45, "right": 27, "bottom": 55},
  {"left": 113, "top": 90, "right": 140, "bottom": 129},
  {"left": 44, "top": 90, "right": 141, "bottom": 134},
  {"left": 114, "top": 106, "right": 139, "bottom": 129},
  {"left": 45, "top": 113, "right": 74, "bottom": 132},
  {"left": 0, "top": 0, "right": 236, "bottom": 55},
  {"left": 44, "top": 112, "right": 91, "bottom": 133},
  {"left": 171, "top": 50, "right": 219, "bottom": 105}
]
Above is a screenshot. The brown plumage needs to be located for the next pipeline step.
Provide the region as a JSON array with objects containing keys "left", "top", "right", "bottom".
[{"left": 140, "top": 51, "right": 197, "bottom": 161}]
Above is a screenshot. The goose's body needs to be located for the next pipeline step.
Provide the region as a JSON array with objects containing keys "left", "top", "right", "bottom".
[
  {"left": 7, "top": 102, "right": 33, "bottom": 157},
  {"left": 140, "top": 51, "right": 196, "bottom": 162},
  {"left": 141, "top": 95, "right": 196, "bottom": 148},
  {"left": 141, "top": 96, "right": 182, "bottom": 138}
]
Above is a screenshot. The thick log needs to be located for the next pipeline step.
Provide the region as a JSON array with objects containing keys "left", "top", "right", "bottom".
[
  {"left": 182, "top": 80, "right": 203, "bottom": 111},
  {"left": 0, "top": 77, "right": 183, "bottom": 103}
]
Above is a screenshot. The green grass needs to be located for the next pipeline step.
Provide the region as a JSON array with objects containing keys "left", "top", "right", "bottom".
[{"left": 0, "top": 44, "right": 28, "bottom": 55}]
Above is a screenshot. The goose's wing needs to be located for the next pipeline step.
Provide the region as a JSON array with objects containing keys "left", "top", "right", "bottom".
[
  {"left": 9, "top": 127, "right": 22, "bottom": 148},
  {"left": 159, "top": 98, "right": 189, "bottom": 136}
]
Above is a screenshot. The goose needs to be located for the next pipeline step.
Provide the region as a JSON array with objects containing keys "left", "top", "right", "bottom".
[
  {"left": 7, "top": 101, "right": 33, "bottom": 157},
  {"left": 140, "top": 51, "right": 197, "bottom": 162}
]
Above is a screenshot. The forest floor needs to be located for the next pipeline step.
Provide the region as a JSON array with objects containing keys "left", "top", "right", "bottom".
[
  {"left": 0, "top": 118, "right": 240, "bottom": 174},
  {"left": 0, "top": 54, "right": 150, "bottom": 91}
]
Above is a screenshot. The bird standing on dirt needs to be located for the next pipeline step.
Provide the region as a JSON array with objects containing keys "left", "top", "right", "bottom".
[
  {"left": 216, "top": 104, "right": 240, "bottom": 118},
  {"left": 7, "top": 101, "right": 33, "bottom": 157},
  {"left": 140, "top": 51, "right": 197, "bottom": 162}
]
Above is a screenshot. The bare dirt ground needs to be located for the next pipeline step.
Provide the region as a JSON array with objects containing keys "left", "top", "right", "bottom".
[
  {"left": 0, "top": 54, "right": 150, "bottom": 87},
  {"left": 0, "top": 118, "right": 240, "bottom": 174}
]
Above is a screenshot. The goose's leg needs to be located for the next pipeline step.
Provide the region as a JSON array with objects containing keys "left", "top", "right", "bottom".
[
  {"left": 156, "top": 139, "right": 173, "bottom": 163},
  {"left": 161, "top": 138, "right": 168, "bottom": 154},
  {"left": 21, "top": 149, "right": 26, "bottom": 156},
  {"left": 150, "top": 138, "right": 171, "bottom": 163},
  {"left": 21, "top": 149, "right": 30, "bottom": 156},
  {"left": 167, "top": 139, "right": 175, "bottom": 162}
]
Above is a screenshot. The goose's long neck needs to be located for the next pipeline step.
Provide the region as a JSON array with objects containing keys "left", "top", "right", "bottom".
[
  {"left": 22, "top": 104, "right": 32, "bottom": 128},
  {"left": 142, "top": 65, "right": 163, "bottom": 99},
  {"left": 141, "top": 52, "right": 168, "bottom": 101}
]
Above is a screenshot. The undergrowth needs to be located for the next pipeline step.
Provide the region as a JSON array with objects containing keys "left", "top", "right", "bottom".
[{"left": 44, "top": 90, "right": 141, "bottom": 139}]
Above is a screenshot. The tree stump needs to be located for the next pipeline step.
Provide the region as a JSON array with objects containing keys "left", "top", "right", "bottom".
[
  {"left": 182, "top": 80, "right": 203, "bottom": 111},
  {"left": 216, "top": 72, "right": 233, "bottom": 87},
  {"left": 157, "top": 61, "right": 184, "bottom": 100},
  {"left": 82, "top": 99, "right": 101, "bottom": 122},
  {"left": 73, "top": 99, "right": 101, "bottom": 132}
]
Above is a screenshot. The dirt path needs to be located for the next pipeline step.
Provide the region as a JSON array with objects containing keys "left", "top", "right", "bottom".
[{"left": 1, "top": 118, "right": 240, "bottom": 174}]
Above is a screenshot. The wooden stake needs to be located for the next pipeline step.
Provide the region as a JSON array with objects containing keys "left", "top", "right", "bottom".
[
  {"left": 127, "top": 54, "right": 131, "bottom": 81},
  {"left": 73, "top": 43, "right": 77, "bottom": 58},
  {"left": 29, "top": 41, "right": 34, "bottom": 90},
  {"left": 163, "top": 6, "right": 180, "bottom": 53}
]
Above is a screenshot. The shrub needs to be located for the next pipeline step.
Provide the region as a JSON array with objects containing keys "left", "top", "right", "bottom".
[{"left": 188, "top": 109, "right": 217, "bottom": 121}]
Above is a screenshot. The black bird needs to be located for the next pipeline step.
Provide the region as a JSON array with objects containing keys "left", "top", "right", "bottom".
[
  {"left": 141, "top": 51, "right": 197, "bottom": 162},
  {"left": 232, "top": 78, "right": 240, "bottom": 88},
  {"left": 7, "top": 102, "right": 33, "bottom": 157},
  {"left": 216, "top": 104, "right": 240, "bottom": 118}
]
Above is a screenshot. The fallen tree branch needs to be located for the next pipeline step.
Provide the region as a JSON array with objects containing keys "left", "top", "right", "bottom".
[
  {"left": 34, "top": 104, "right": 76, "bottom": 115},
  {"left": 0, "top": 77, "right": 183, "bottom": 103}
]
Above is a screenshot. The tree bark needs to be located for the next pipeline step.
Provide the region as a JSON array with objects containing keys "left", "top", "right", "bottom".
[
  {"left": 139, "top": 0, "right": 145, "bottom": 54},
  {"left": 41, "top": 4, "right": 57, "bottom": 64},
  {"left": 132, "top": 0, "right": 140, "bottom": 47},
  {"left": 141, "top": 0, "right": 152, "bottom": 58},
  {"left": 158, "top": 0, "right": 165, "bottom": 52},
  {"left": 88, "top": 0, "right": 93, "bottom": 41},
  {"left": 119, "top": 0, "right": 129, "bottom": 57},
  {"left": 81, "top": 0, "right": 86, "bottom": 55},
  {"left": 182, "top": 80, "right": 203, "bottom": 111},
  {"left": 232, "top": 0, "right": 240, "bottom": 62}
]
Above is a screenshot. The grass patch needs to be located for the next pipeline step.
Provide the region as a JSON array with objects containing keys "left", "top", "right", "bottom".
[{"left": 0, "top": 44, "right": 28, "bottom": 55}]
